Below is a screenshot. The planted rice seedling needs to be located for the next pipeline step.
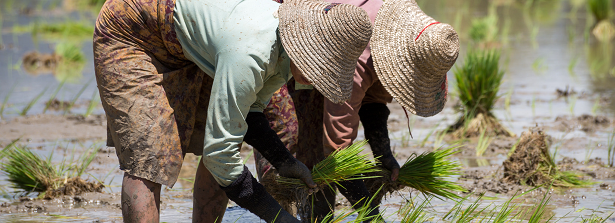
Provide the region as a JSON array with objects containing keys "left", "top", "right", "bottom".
[
  {"left": 607, "top": 130, "right": 614, "bottom": 167},
  {"left": 12, "top": 21, "right": 94, "bottom": 42},
  {"left": 84, "top": 89, "right": 99, "bottom": 117},
  {"left": 365, "top": 145, "right": 465, "bottom": 204},
  {"left": 20, "top": 87, "right": 48, "bottom": 116},
  {"left": 398, "top": 196, "right": 431, "bottom": 223},
  {"left": 0, "top": 141, "right": 103, "bottom": 198},
  {"left": 43, "top": 79, "right": 66, "bottom": 114},
  {"left": 476, "top": 129, "right": 493, "bottom": 157},
  {"left": 319, "top": 188, "right": 383, "bottom": 223},
  {"left": 591, "top": 98, "right": 600, "bottom": 115},
  {"left": 433, "top": 129, "right": 447, "bottom": 151},
  {"left": 584, "top": 141, "right": 595, "bottom": 164},
  {"left": 504, "top": 86, "right": 513, "bottom": 114},
  {"left": 0, "top": 84, "right": 16, "bottom": 119},
  {"left": 588, "top": 0, "right": 612, "bottom": 22},
  {"left": 449, "top": 50, "right": 514, "bottom": 138},
  {"left": 64, "top": 80, "right": 92, "bottom": 115}
]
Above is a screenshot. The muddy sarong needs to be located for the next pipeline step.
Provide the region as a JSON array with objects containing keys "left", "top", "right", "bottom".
[{"left": 94, "top": 0, "right": 213, "bottom": 187}]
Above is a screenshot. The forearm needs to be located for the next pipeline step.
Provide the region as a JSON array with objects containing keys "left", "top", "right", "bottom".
[{"left": 244, "top": 112, "right": 295, "bottom": 169}]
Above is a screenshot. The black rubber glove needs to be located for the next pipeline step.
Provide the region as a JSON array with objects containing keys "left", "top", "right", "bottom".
[
  {"left": 359, "top": 103, "right": 401, "bottom": 181},
  {"left": 338, "top": 179, "right": 382, "bottom": 223},
  {"left": 221, "top": 166, "right": 299, "bottom": 223},
  {"left": 244, "top": 112, "right": 317, "bottom": 188}
]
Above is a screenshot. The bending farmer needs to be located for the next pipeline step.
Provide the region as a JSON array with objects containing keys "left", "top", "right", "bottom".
[{"left": 93, "top": 0, "right": 372, "bottom": 222}]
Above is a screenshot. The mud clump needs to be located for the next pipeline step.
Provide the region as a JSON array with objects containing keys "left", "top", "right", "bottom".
[
  {"left": 22, "top": 52, "right": 61, "bottom": 75},
  {"left": 502, "top": 128, "right": 554, "bottom": 186},
  {"left": 44, "top": 177, "right": 104, "bottom": 199},
  {"left": 260, "top": 169, "right": 302, "bottom": 218},
  {"left": 555, "top": 114, "right": 611, "bottom": 132}
]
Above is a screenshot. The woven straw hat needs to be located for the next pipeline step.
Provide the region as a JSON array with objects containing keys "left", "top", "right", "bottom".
[
  {"left": 371, "top": 0, "right": 459, "bottom": 117},
  {"left": 278, "top": 0, "right": 372, "bottom": 104}
]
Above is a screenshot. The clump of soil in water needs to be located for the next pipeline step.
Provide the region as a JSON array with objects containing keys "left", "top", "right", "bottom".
[
  {"left": 502, "top": 128, "right": 554, "bottom": 186},
  {"left": 44, "top": 177, "right": 104, "bottom": 199},
  {"left": 22, "top": 52, "right": 60, "bottom": 75}
]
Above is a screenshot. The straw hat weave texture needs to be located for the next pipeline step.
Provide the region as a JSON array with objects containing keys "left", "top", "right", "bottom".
[
  {"left": 278, "top": 0, "right": 372, "bottom": 104},
  {"left": 372, "top": 0, "right": 459, "bottom": 117}
]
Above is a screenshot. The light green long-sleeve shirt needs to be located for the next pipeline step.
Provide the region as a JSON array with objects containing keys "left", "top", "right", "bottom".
[{"left": 173, "top": 0, "right": 291, "bottom": 186}]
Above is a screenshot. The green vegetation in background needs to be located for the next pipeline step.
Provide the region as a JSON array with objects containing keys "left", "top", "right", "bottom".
[
  {"left": 588, "top": 0, "right": 613, "bottom": 22},
  {"left": 0, "top": 141, "right": 99, "bottom": 196},
  {"left": 12, "top": 21, "right": 94, "bottom": 42},
  {"left": 54, "top": 42, "right": 86, "bottom": 82},
  {"left": 455, "top": 50, "right": 503, "bottom": 119},
  {"left": 449, "top": 50, "right": 514, "bottom": 138}
]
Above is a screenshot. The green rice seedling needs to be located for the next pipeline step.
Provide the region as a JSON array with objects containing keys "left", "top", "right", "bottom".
[
  {"left": 366, "top": 145, "right": 465, "bottom": 203},
  {"left": 569, "top": 56, "right": 578, "bottom": 76},
  {"left": 476, "top": 129, "right": 493, "bottom": 157},
  {"left": 581, "top": 211, "right": 614, "bottom": 223},
  {"left": 531, "top": 96, "right": 536, "bottom": 116},
  {"left": 43, "top": 79, "right": 66, "bottom": 114},
  {"left": 316, "top": 186, "right": 384, "bottom": 223},
  {"left": 55, "top": 42, "right": 85, "bottom": 64},
  {"left": 591, "top": 98, "right": 600, "bottom": 115},
  {"left": 0, "top": 143, "right": 62, "bottom": 193},
  {"left": 20, "top": 87, "right": 48, "bottom": 116},
  {"left": 277, "top": 140, "right": 378, "bottom": 189},
  {"left": 524, "top": 189, "right": 555, "bottom": 223},
  {"left": 419, "top": 124, "right": 439, "bottom": 147},
  {"left": 0, "top": 84, "right": 16, "bottom": 119},
  {"left": 12, "top": 21, "right": 94, "bottom": 42},
  {"left": 504, "top": 86, "right": 513, "bottom": 114},
  {"left": 399, "top": 196, "right": 432, "bottom": 223},
  {"left": 444, "top": 194, "right": 489, "bottom": 223},
  {"left": 469, "top": 16, "right": 498, "bottom": 44},
  {"left": 588, "top": 0, "right": 612, "bottom": 22},
  {"left": 584, "top": 140, "right": 595, "bottom": 164},
  {"left": 449, "top": 49, "right": 513, "bottom": 138},
  {"left": 608, "top": 130, "right": 614, "bottom": 167},
  {"left": 0, "top": 142, "right": 103, "bottom": 197},
  {"left": 433, "top": 129, "right": 448, "bottom": 151},
  {"left": 64, "top": 80, "right": 92, "bottom": 115},
  {"left": 569, "top": 96, "right": 577, "bottom": 116},
  {"left": 84, "top": 89, "right": 99, "bottom": 117},
  {"left": 532, "top": 58, "right": 547, "bottom": 74}
]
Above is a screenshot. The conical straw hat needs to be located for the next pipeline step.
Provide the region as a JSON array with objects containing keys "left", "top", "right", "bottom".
[
  {"left": 371, "top": 0, "right": 459, "bottom": 117},
  {"left": 278, "top": 0, "right": 372, "bottom": 104}
]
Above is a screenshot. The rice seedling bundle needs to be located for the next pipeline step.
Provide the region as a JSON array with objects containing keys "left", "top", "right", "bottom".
[
  {"left": 0, "top": 142, "right": 103, "bottom": 198},
  {"left": 276, "top": 140, "right": 378, "bottom": 189},
  {"left": 502, "top": 128, "right": 594, "bottom": 187},
  {"left": 271, "top": 140, "right": 378, "bottom": 220},
  {"left": 365, "top": 145, "right": 465, "bottom": 204},
  {"left": 449, "top": 49, "right": 514, "bottom": 138}
]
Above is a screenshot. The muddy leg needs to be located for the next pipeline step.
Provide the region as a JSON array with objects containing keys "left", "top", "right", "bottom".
[
  {"left": 193, "top": 160, "right": 229, "bottom": 223},
  {"left": 121, "top": 173, "right": 161, "bottom": 223}
]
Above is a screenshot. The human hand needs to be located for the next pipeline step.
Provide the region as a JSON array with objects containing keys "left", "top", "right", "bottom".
[
  {"left": 277, "top": 158, "right": 318, "bottom": 190},
  {"left": 378, "top": 154, "right": 400, "bottom": 182}
]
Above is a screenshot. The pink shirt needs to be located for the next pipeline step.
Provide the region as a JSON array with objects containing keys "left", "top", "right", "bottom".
[{"left": 322, "top": 0, "right": 393, "bottom": 155}]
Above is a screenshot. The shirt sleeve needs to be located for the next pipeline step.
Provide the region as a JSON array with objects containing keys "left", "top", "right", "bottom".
[{"left": 202, "top": 50, "right": 266, "bottom": 187}]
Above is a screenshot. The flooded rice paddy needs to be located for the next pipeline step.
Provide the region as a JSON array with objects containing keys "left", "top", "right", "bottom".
[{"left": 1, "top": 0, "right": 615, "bottom": 222}]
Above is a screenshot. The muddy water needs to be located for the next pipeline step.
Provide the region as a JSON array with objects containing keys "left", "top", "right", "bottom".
[{"left": 1, "top": 0, "right": 615, "bottom": 222}]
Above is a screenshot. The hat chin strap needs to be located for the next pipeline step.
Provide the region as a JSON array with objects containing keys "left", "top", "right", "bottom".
[{"left": 415, "top": 22, "right": 440, "bottom": 41}]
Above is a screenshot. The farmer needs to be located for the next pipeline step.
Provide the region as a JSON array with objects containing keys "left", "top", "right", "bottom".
[
  {"left": 256, "top": 0, "right": 460, "bottom": 221},
  {"left": 93, "top": 0, "right": 372, "bottom": 222}
]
